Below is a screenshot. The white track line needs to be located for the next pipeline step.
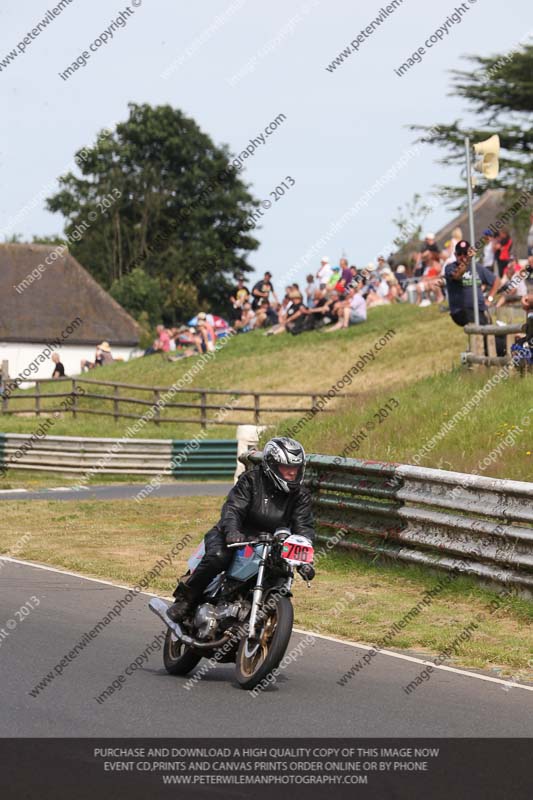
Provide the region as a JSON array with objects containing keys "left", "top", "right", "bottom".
[
  {"left": 0, "top": 488, "right": 28, "bottom": 495},
  {"left": 1, "top": 555, "right": 532, "bottom": 694}
]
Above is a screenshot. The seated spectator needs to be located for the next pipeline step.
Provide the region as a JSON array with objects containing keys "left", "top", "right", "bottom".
[
  {"left": 156, "top": 324, "right": 171, "bottom": 352},
  {"left": 234, "top": 302, "right": 255, "bottom": 332},
  {"left": 394, "top": 264, "right": 409, "bottom": 295},
  {"left": 197, "top": 312, "right": 216, "bottom": 351},
  {"left": 81, "top": 342, "right": 113, "bottom": 372},
  {"left": 51, "top": 352, "right": 66, "bottom": 379},
  {"left": 253, "top": 298, "right": 272, "bottom": 328},
  {"left": 380, "top": 267, "right": 401, "bottom": 302},
  {"left": 494, "top": 228, "right": 513, "bottom": 277},
  {"left": 415, "top": 254, "right": 444, "bottom": 306},
  {"left": 366, "top": 269, "right": 390, "bottom": 308},
  {"left": 266, "top": 292, "right": 306, "bottom": 336},
  {"left": 324, "top": 286, "right": 367, "bottom": 331},
  {"left": 496, "top": 258, "right": 528, "bottom": 308}
]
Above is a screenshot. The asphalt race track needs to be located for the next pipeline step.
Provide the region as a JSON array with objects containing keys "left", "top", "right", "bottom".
[
  {"left": 1, "top": 559, "right": 532, "bottom": 737},
  {"left": 0, "top": 482, "right": 233, "bottom": 502}
]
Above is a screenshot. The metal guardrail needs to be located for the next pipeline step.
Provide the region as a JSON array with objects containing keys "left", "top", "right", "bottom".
[
  {"left": 462, "top": 322, "right": 524, "bottom": 368},
  {"left": 0, "top": 434, "right": 237, "bottom": 479},
  {"left": 241, "top": 451, "right": 533, "bottom": 593}
]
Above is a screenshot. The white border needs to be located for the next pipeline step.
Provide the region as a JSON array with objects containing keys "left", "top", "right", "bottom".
[{"left": 1, "top": 555, "right": 532, "bottom": 694}]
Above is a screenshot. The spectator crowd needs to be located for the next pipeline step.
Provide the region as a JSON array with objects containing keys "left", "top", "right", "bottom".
[{"left": 136, "top": 211, "right": 533, "bottom": 359}]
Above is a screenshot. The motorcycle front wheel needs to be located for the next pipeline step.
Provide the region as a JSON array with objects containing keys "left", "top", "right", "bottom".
[
  {"left": 234, "top": 596, "right": 293, "bottom": 690},
  {"left": 163, "top": 629, "right": 202, "bottom": 676}
]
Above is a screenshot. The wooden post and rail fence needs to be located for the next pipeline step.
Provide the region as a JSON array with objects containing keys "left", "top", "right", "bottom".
[{"left": 0, "top": 369, "right": 354, "bottom": 430}]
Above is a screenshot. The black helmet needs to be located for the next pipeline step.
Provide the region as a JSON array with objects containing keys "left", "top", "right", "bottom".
[
  {"left": 455, "top": 239, "right": 471, "bottom": 256},
  {"left": 262, "top": 437, "right": 306, "bottom": 493}
]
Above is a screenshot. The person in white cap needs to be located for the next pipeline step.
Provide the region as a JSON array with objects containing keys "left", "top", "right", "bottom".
[{"left": 316, "top": 256, "right": 332, "bottom": 285}]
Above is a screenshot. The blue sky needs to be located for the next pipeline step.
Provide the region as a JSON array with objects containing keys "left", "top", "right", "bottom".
[{"left": 1, "top": 0, "right": 531, "bottom": 290}]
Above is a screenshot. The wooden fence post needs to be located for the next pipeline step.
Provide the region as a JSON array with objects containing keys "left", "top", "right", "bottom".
[
  {"left": 154, "top": 389, "right": 161, "bottom": 425},
  {"left": 1, "top": 361, "right": 9, "bottom": 414},
  {"left": 114, "top": 384, "right": 120, "bottom": 423},
  {"left": 200, "top": 391, "right": 207, "bottom": 429},
  {"left": 71, "top": 379, "right": 78, "bottom": 419},
  {"left": 35, "top": 382, "right": 41, "bottom": 417},
  {"left": 254, "top": 393, "right": 261, "bottom": 424}
]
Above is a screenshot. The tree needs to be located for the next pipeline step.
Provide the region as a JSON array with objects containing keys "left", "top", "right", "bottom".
[
  {"left": 391, "top": 193, "right": 437, "bottom": 267},
  {"left": 46, "top": 103, "right": 260, "bottom": 317},
  {"left": 109, "top": 268, "right": 163, "bottom": 327},
  {"left": 412, "top": 42, "right": 533, "bottom": 222}
]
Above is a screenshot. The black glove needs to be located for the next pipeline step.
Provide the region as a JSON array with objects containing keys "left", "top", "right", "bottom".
[
  {"left": 298, "top": 563, "right": 315, "bottom": 581},
  {"left": 226, "top": 531, "right": 244, "bottom": 546}
]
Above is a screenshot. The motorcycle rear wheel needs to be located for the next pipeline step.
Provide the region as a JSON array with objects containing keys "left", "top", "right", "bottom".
[
  {"left": 163, "top": 629, "right": 202, "bottom": 676},
  {"left": 235, "top": 596, "right": 293, "bottom": 690}
]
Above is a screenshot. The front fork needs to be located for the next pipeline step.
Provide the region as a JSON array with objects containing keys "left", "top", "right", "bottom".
[
  {"left": 247, "top": 543, "right": 268, "bottom": 639},
  {"left": 246, "top": 544, "right": 293, "bottom": 642}
]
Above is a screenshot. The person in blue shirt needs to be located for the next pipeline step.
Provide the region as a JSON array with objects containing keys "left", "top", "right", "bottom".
[{"left": 445, "top": 239, "right": 504, "bottom": 355}]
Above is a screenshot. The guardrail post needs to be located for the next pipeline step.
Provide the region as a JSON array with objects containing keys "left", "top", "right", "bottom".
[
  {"left": 35, "top": 382, "right": 41, "bottom": 417},
  {"left": 154, "top": 389, "right": 161, "bottom": 425},
  {"left": 71, "top": 379, "right": 78, "bottom": 419},
  {"left": 200, "top": 391, "right": 207, "bottom": 429},
  {"left": 254, "top": 393, "right": 261, "bottom": 424},
  {"left": 114, "top": 384, "right": 120, "bottom": 423}
]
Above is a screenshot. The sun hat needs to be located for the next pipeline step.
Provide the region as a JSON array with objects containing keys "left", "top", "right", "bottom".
[{"left": 98, "top": 341, "right": 111, "bottom": 353}]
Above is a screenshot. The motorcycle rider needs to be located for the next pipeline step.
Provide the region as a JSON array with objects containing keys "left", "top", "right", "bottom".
[{"left": 167, "top": 437, "right": 315, "bottom": 622}]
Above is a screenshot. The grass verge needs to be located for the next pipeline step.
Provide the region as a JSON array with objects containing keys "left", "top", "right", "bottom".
[{"left": 1, "top": 496, "right": 531, "bottom": 681}]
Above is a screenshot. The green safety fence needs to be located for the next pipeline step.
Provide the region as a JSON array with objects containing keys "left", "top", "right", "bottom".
[{"left": 171, "top": 439, "right": 237, "bottom": 479}]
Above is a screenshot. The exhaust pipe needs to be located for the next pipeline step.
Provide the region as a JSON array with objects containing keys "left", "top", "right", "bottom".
[{"left": 149, "top": 597, "right": 234, "bottom": 650}]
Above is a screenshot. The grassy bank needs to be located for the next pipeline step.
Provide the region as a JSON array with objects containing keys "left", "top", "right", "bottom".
[
  {"left": 1, "top": 496, "right": 531, "bottom": 681},
  {"left": 279, "top": 367, "right": 533, "bottom": 481},
  {"left": 1, "top": 304, "right": 464, "bottom": 439}
]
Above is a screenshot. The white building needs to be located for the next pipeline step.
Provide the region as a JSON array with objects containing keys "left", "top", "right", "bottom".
[{"left": 0, "top": 243, "right": 139, "bottom": 384}]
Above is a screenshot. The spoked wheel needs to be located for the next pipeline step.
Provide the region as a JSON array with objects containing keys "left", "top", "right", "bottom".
[
  {"left": 235, "top": 596, "right": 293, "bottom": 689},
  {"left": 163, "top": 628, "right": 202, "bottom": 676}
]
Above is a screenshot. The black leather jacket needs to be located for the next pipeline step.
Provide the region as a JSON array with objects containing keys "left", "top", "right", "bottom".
[{"left": 215, "top": 466, "right": 315, "bottom": 543}]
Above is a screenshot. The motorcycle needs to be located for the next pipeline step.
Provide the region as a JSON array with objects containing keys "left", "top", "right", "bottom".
[{"left": 149, "top": 528, "right": 314, "bottom": 689}]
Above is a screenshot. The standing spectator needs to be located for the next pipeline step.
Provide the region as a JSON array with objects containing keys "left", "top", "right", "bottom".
[
  {"left": 493, "top": 228, "right": 513, "bottom": 277},
  {"left": 51, "top": 352, "right": 65, "bottom": 379},
  {"left": 251, "top": 271, "right": 277, "bottom": 310},
  {"left": 445, "top": 240, "right": 505, "bottom": 356},
  {"left": 305, "top": 274, "right": 316, "bottom": 307},
  {"left": 316, "top": 256, "right": 332, "bottom": 285},
  {"left": 340, "top": 258, "right": 352, "bottom": 288},
  {"left": 229, "top": 275, "right": 250, "bottom": 322},
  {"left": 481, "top": 230, "right": 496, "bottom": 271}
]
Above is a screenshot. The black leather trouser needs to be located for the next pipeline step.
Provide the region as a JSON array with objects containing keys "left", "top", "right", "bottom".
[{"left": 173, "top": 527, "right": 232, "bottom": 600}]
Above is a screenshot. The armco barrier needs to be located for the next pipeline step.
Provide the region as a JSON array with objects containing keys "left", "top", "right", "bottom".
[
  {"left": 241, "top": 451, "right": 533, "bottom": 594},
  {"left": 0, "top": 434, "right": 236, "bottom": 479},
  {"left": 171, "top": 440, "right": 238, "bottom": 478},
  {"left": 0, "top": 434, "right": 6, "bottom": 475}
]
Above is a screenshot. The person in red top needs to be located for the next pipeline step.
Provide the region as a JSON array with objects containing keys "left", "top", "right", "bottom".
[
  {"left": 493, "top": 228, "right": 513, "bottom": 277},
  {"left": 415, "top": 253, "right": 444, "bottom": 306},
  {"left": 156, "top": 325, "right": 171, "bottom": 352}
]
